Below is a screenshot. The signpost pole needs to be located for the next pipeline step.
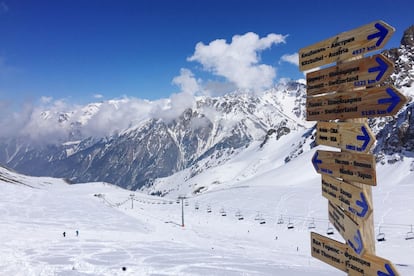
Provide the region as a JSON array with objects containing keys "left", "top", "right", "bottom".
[
  {"left": 301, "top": 20, "right": 404, "bottom": 275},
  {"left": 345, "top": 117, "right": 376, "bottom": 255},
  {"left": 337, "top": 53, "right": 376, "bottom": 255}
]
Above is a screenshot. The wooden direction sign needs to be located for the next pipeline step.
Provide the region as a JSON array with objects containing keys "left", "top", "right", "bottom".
[
  {"left": 306, "top": 85, "right": 407, "bottom": 121},
  {"left": 322, "top": 175, "right": 372, "bottom": 220},
  {"left": 299, "top": 20, "right": 395, "bottom": 71},
  {"left": 306, "top": 54, "right": 394, "bottom": 96},
  {"left": 311, "top": 232, "right": 400, "bottom": 275},
  {"left": 312, "top": 150, "right": 376, "bottom": 185},
  {"left": 316, "top": 121, "right": 376, "bottom": 153},
  {"left": 328, "top": 201, "right": 364, "bottom": 255}
]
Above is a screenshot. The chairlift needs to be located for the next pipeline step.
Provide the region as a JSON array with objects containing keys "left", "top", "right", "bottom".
[
  {"left": 308, "top": 218, "right": 316, "bottom": 229},
  {"left": 406, "top": 225, "right": 414, "bottom": 240},
  {"left": 377, "top": 226, "right": 386, "bottom": 242},
  {"left": 259, "top": 217, "right": 266, "bottom": 224},
  {"left": 254, "top": 212, "right": 262, "bottom": 221},
  {"left": 207, "top": 206, "right": 212, "bottom": 213},
  {"left": 277, "top": 215, "right": 284, "bottom": 224},
  {"left": 287, "top": 218, "right": 294, "bottom": 229},
  {"left": 176, "top": 199, "right": 180, "bottom": 204},
  {"left": 185, "top": 200, "right": 189, "bottom": 206},
  {"left": 195, "top": 203, "right": 199, "bottom": 210},
  {"left": 326, "top": 223, "right": 334, "bottom": 235},
  {"left": 235, "top": 210, "right": 244, "bottom": 220},
  {"left": 220, "top": 208, "right": 227, "bottom": 216}
]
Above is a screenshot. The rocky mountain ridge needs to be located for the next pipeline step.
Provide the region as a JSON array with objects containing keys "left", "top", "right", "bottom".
[
  {"left": 0, "top": 82, "right": 308, "bottom": 190},
  {"left": 1, "top": 26, "right": 413, "bottom": 192}
]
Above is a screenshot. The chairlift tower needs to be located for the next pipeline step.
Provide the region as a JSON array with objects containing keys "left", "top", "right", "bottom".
[
  {"left": 129, "top": 193, "right": 135, "bottom": 209},
  {"left": 178, "top": 195, "right": 186, "bottom": 227}
]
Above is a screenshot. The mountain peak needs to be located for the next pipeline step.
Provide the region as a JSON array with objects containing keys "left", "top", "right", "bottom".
[{"left": 401, "top": 25, "right": 414, "bottom": 47}]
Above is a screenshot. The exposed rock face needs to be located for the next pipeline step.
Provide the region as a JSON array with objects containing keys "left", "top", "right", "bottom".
[
  {"left": 0, "top": 83, "right": 307, "bottom": 190},
  {"left": 401, "top": 25, "right": 414, "bottom": 47}
]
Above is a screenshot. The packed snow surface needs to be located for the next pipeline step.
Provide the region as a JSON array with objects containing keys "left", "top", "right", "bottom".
[{"left": 1, "top": 141, "right": 413, "bottom": 275}]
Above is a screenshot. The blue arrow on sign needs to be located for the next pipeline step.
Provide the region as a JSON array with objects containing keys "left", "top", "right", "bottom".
[
  {"left": 367, "top": 22, "right": 389, "bottom": 47},
  {"left": 378, "top": 88, "right": 401, "bottom": 113},
  {"left": 312, "top": 151, "right": 322, "bottom": 172},
  {"left": 377, "top": 264, "right": 396, "bottom": 276},
  {"left": 349, "top": 192, "right": 369, "bottom": 218},
  {"left": 356, "top": 126, "right": 371, "bottom": 152},
  {"left": 348, "top": 229, "right": 363, "bottom": 255},
  {"left": 368, "top": 56, "right": 389, "bottom": 81}
]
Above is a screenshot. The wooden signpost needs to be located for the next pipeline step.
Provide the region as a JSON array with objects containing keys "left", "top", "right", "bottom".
[
  {"left": 306, "top": 85, "right": 407, "bottom": 121},
  {"left": 316, "top": 121, "right": 375, "bottom": 153},
  {"left": 299, "top": 20, "right": 395, "bottom": 71},
  {"left": 312, "top": 150, "right": 376, "bottom": 185},
  {"left": 306, "top": 54, "right": 394, "bottom": 96},
  {"left": 328, "top": 201, "right": 364, "bottom": 255},
  {"left": 322, "top": 175, "right": 372, "bottom": 220},
  {"left": 311, "top": 232, "right": 400, "bottom": 276},
  {"left": 301, "top": 20, "right": 406, "bottom": 275}
]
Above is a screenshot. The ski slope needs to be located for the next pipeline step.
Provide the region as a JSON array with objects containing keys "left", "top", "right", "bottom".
[{"left": 1, "top": 135, "right": 413, "bottom": 276}]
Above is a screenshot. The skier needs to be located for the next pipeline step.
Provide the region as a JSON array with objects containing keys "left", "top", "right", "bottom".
[
  {"left": 63, "top": 232, "right": 66, "bottom": 237},
  {"left": 76, "top": 230, "right": 79, "bottom": 236}
]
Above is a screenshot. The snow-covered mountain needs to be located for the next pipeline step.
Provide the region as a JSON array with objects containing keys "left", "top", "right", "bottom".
[
  {"left": 1, "top": 26, "right": 414, "bottom": 194},
  {"left": 0, "top": 81, "right": 309, "bottom": 190}
]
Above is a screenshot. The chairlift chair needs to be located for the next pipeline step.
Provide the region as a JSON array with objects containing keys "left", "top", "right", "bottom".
[
  {"left": 235, "top": 210, "right": 244, "bottom": 220},
  {"left": 308, "top": 218, "right": 316, "bottom": 229},
  {"left": 207, "top": 206, "right": 212, "bottom": 213},
  {"left": 326, "top": 223, "right": 334, "bottom": 235},
  {"left": 377, "top": 226, "right": 386, "bottom": 242},
  {"left": 287, "top": 219, "right": 294, "bottom": 229},
  {"left": 406, "top": 225, "right": 414, "bottom": 240},
  {"left": 254, "top": 212, "right": 262, "bottom": 221},
  {"left": 259, "top": 219, "right": 266, "bottom": 225},
  {"left": 277, "top": 215, "right": 284, "bottom": 224}
]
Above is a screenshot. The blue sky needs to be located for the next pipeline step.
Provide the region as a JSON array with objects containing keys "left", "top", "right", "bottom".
[{"left": 0, "top": 0, "right": 413, "bottom": 107}]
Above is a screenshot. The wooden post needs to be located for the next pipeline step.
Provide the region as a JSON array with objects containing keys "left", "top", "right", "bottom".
[
  {"left": 345, "top": 117, "right": 376, "bottom": 255},
  {"left": 338, "top": 55, "right": 376, "bottom": 256}
]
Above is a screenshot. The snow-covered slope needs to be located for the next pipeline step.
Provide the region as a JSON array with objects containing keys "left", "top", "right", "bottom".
[{"left": 1, "top": 131, "right": 413, "bottom": 275}]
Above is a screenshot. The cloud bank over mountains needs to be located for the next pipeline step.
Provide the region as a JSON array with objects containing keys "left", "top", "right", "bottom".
[{"left": 0, "top": 32, "right": 298, "bottom": 143}]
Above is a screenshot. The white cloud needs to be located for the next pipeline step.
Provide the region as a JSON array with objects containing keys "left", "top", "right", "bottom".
[
  {"left": 93, "top": 94, "right": 104, "bottom": 99},
  {"left": 40, "top": 96, "right": 53, "bottom": 104},
  {"left": 0, "top": 92, "right": 199, "bottom": 143},
  {"left": 172, "top": 68, "right": 201, "bottom": 95},
  {"left": 280, "top": 53, "right": 299, "bottom": 66},
  {"left": 188, "top": 32, "right": 287, "bottom": 92}
]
